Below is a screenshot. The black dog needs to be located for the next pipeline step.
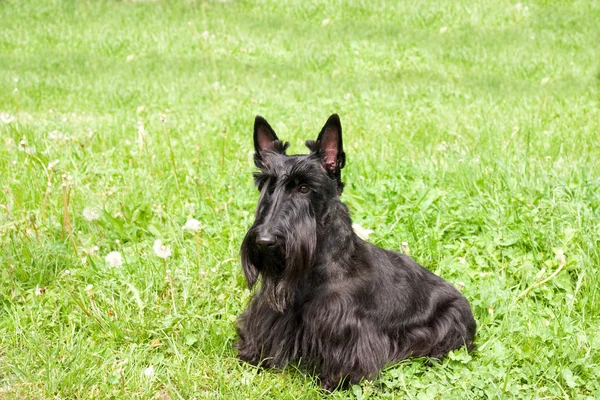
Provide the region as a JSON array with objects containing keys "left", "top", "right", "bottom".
[{"left": 235, "top": 114, "right": 476, "bottom": 390}]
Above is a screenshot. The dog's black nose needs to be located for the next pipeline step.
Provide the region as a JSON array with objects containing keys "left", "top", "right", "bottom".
[{"left": 256, "top": 235, "right": 276, "bottom": 247}]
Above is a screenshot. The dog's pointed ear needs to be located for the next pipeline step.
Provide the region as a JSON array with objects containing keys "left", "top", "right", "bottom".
[
  {"left": 253, "top": 116, "right": 288, "bottom": 168},
  {"left": 254, "top": 116, "right": 279, "bottom": 154},
  {"left": 307, "top": 114, "right": 346, "bottom": 192}
]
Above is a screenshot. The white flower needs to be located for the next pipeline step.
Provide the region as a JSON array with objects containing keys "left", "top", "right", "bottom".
[
  {"left": 352, "top": 223, "right": 373, "bottom": 240},
  {"left": 48, "top": 160, "right": 60, "bottom": 170},
  {"left": 182, "top": 218, "right": 202, "bottom": 232},
  {"left": 82, "top": 206, "right": 102, "bottom": 221},
  {"left": 143, "top": 365, "right": 155, "bottom": 377},
  {"left": 85, "top": 284, "right": 94, "bottom": 294},
  {"left": 18, "top": 138, "right": 28, "bottom": 151},
  {"left": 105, "top": 251, "right": 123, "bottom": 267},
  {"left": 153, "top": 240, "right": 172, "bottom": 259},
  {"left": 49, "top": 130, "right": 64, "bottom": 140},
  {"left": 0, "top": 112, "right": 15, "bottom": 124},
  {"left": 401, "top": 242, "right": 410, "bottom": 255}
]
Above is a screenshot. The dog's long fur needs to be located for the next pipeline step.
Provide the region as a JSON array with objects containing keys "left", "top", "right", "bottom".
[{"left": 235, "top": 114, "right": 476, "bottom": 390}]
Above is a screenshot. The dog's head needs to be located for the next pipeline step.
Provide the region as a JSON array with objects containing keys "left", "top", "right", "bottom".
[{"left": 240, "top": 114, "right": 346, "bottom": 311}]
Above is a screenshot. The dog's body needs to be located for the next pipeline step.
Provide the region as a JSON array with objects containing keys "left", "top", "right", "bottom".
[{"left": 235, "top": 115, "right": 476, "bottom": 390}]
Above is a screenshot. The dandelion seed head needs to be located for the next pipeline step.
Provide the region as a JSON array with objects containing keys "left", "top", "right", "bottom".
[
  {"left": 105, "top": 251, "right": 123, "bottom": 267},
  {"left": 49, "top": 130, "right": 64, "bottom": 140},
  {"left": 182, "top": 218, "right": 202, "bottom": 232},
  {"left": 0, "top": 112, "right": 15, "bottom": 124},
  {"left": 83, "top": 206, "right": 102, "bottom": 221},
  {"left": 153, "top": 240, "right": 172, "bottom": 259},
  {"left": 143, "top": 365, "right": 155, "bottom": 377}
]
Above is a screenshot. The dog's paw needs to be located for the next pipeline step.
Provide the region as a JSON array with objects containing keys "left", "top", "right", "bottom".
[
  {"left": 320, "top": 376, "right": 343, "bottom": 392},
  {"left": 237, "top": 351, "right": 260, "bottom": 366}
]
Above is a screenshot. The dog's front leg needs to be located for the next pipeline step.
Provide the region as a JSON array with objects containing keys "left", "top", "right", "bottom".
[{"left": 315, "top": 324, "right": 389, "bottom": 391}]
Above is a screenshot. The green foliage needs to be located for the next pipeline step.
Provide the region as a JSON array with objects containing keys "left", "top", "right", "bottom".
[{"left": 1, "top": 0, "right": 599, "bottom": 398}]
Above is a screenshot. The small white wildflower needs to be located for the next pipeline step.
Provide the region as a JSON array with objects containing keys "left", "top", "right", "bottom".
[
  {"left": 352, "top": 223, "right": 373, "bottom": 240},
  {"left": 401, "top": 242, "right": 410, "bottom": 255},
  {"left": 49, "top": 130, "right": 64, "bottom": 140},
  {"left": 82, "top": 206, "right": 102, "bottom": 221},
  {"left": 321, "top": 18, "right": 331, "bottom": 26},
  {"left": 48, "top": 160, "right": 60, "bottom": 170},
  {"left": 18, "top": 138, "right": 28, "bottom": 151},
  {"left": 143, "top": 365, "right": 155, "bottom": 377},
  {"left": 0, "top": 112, "right": 15, "bottom": 124},
  {"left": 126, "top": 54, "right": 135, "bottom": 62},
  {"left": 153, "top": 240, "right": 172, "bottom": 259},
  {"left": 439, "top": 26, "right": 448, "bottom": 34},
  {"left": 159, "top": 113, "right": 167, "bottom": 123},
  {"left": 105, "top": 251, "right": 123, "bottom": 267},
  {"left": 541, "top": 77, "right": 550, "bottom": 86},
  {"left": 85, "top": 284, "right": 94, "bottom": 293},
  {"left": 182, "top": 218, "right": 202, "bottom": 232},
  {"left": 85, "top": 245, "right": 99, "bottom": 255}
]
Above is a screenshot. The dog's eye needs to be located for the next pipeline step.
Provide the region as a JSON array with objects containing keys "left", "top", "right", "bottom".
[{"left": 298, "top": 184, "right": 311, "bottom": 194}]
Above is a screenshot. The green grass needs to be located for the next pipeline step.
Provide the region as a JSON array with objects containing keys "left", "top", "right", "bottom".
[{"left": 1, "top": 0, "right": 599, "bottom": 398}]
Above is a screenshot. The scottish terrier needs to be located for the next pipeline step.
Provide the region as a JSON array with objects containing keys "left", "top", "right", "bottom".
[{"left": 235, "top": 114, "right": 476, "bottom": 390}]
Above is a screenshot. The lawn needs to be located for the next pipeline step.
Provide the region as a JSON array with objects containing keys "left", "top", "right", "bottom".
[{"left": 1, "top": 0, "right": 599, "bottom": 398}]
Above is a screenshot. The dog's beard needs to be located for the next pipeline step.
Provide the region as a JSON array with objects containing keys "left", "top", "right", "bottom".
[{"left": 244, "top": 217, "right": 317, "bottom": 312}]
